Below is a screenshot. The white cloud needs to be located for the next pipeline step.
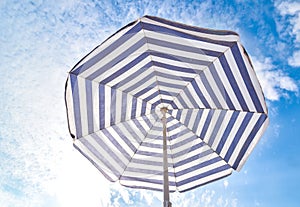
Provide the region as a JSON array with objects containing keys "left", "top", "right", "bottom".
[
  {"left": 276, "top": 1, "right": 300, "bottom": 67},
  {"left": 288, "top": 50, "right": 300, "bottom": 67},
  {"left": 223, "top": 180, "right": 229, "bottom": 189},
  {"left": 252, "top": 56, "right": 298, "bottom": 100}
]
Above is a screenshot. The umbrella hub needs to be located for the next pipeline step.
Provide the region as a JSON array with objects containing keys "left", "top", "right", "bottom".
[{"left": 160, "top": 107, "right": 168, "bottom": 114}]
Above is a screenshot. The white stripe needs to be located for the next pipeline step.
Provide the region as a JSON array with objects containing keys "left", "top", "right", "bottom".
[
  {"left": 213, "top": 58, "right": 242, "bottom": 110},
  {"left": 195, "top": 109, "right": 209, "bottom": 137},
  {"left": 142, "top": 17, "right": 240, "bottom": 42},
  {"left": 236, "top": 116, "right": 269, "bottom": 171},
  {"left": 144, "top": 29, "right": 229, "bottom": 53},
  {"left": 178, "top": 168, "right": 232, "bottom": 192},
  {"left": 225, "top": 49, "right": 256, "bottom": 111},
  {"left": 115, "top": 89, "right": 122, "bottom": 123},
  {"left": 211, "top": 110, "right": 234, "bottom": 151},
  {"left": 94, "top": 131, "right": 130, "bottom": 165},
  {"left": 238, "top": 43, "right": 267, "bottom": 113},
  {"left": 172, "top": 140, "right": 208, "bottom": 163},
  {"left": 203, "top": 68, "right": 228, "bottom": 109},
  {"left": 185, "top": 83, "right": 205, "bottom": 108},
  {"left": 194, "top": 75, "right": 216, "bottom": 108},
  {"left": 106, "top": 126, "right": 136, "bottom": 155},
  {"left": 92, "top": 81, "right": 100, "bottom": 131},
  {"left": 77, "top": 77, "right": 88, "bottom": 136},
  {"left": 175, "top": 158, "right": 227, "bottom": 182},
  {"left": 187, "top": 110, "right": 198, "bottom": 130},
  {"left": 148, "top": 43, "right": 216, "bottom": 62},
  {"left": 79, "top": 30, "right": 146, "bottom": 78},
  {"left": 93, "top": 45, "right": 151, "bottom": 84},
  {"left": 117, "top": 124, "right": 141, "bottom": 147},
  {"left": 220, "top": 112, "right": 246, "bottom": 158},
  {"left": 203, "top": 110, "right": 221, "bottom": 143},
  {"left": 152, "top": 55, "right": 205, "bottom": 72},
  {"left": 104, "top": 86, "right": 111, "bottom": 128},
  {"left": 228, "top": 113, "right": 260, "bottom": 166}
]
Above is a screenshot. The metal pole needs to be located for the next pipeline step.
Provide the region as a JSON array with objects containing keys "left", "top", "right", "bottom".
[{"left": 161, "top": 107, "right": 172, "bottom": 207}]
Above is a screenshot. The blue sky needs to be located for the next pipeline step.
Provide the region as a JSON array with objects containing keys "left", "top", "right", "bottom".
[{"left": 1, "top": 0, "right": 300, "bottom": 206}]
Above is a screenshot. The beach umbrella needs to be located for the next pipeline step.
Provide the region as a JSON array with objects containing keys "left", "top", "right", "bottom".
[{"left": 65, "top": 16, "right": 269, "bottom": 206}]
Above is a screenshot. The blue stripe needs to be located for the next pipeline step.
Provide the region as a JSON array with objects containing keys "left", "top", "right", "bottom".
[
  {"left": 224, "top": 112, "right": 253, "bottom": 162},
  {"left": 70, "top": 74, "right": 82, "bottom": 138},
  {"left": 232, "top": 114, "right": 267, "bottom": 169},
  {"left": 85, "top": 80, "right": 94, "bottom": 134},
  {"left": 121, "top": 91, "right": 127, "bottom": 122},
  {"left": 198, "top": 72, "right": 222, "bottom": 108},
  {"left": 131, "top": 97, "right": 137, "bottom": 119},
  {"left": 150, "top": 50, "right": 211, "bottom": 67},
  {"left": 71, "top": 22, "right": 142, "bottom": 76},
  {"left": 110, "top": 88, "right": 116, "bottom": 126},
  {"left": 156, "top": 71, "right": 194, "bottom": 82},
  {"left": 134, "top": 82, "right": 157, "bottom": 100},
  {"left": 169, "top": 128, "right": 191, "bottom": 141},
  {"left": 101, "top": 52, "right": 150, "bottom": 85},
  {"left": 199, "top": 110, "right": 214, "bottom": 139},
  {"left": 207, "top": 110, "right": 227, "bottom": 146},
  {"left": 120, "top": 176, "right": 176, "bottom": 186},
  {"left": 123, "top": 122, "right": 143, "bottom": 143},
  {"left": 87, "top": 37, "right": 147, "bottom": 81},
  {"left": 141, "top": 113, "right": 152, "bottom": 128},
  {"left": 125, "top": 167, "right": 175, "bottom": 175},
  {"left": 99, "top": 84, "right": 105, "bottom": 129},
  {"left": 219, "top": 54, "right": 248, "bottom": 111},
  {"left": 176, "top": 157, "right": 222, "bottom": 177},
  {"left": 132, "top": 118, "right": 147, "bottom": 136},
  {"left": 89, "top": 133, "right": 129, "bottom": 169},
  {"left": 208, "top": 63, "right": 235, "bottom": 110},
  {"left": 176, "top": 109, "right": 182, "bottom": 121},
  {"left": 231, "top": 44, "right": 264, "bottom": 113},
  {"left": 174, "top": 149, "right": 213, "bottom": 168},
  {"left": 136, "top": 150, "right": 173, "bottom": 158},
  {"left": 167, "top": 122, "right": 181, "bottom": 131},
  {"left": 145, "top": 15, "right": 238, "bottom": 36},
  {"left": 177, "top": 164, "right": 231, "bottom": 191},
  {"left": 142, "top": 22, "right": 235, "bottom": 47},
  {"left": 173, "top": 142, "right": 206, "bottom": 158},
  {"left": 81, "top": 136, "right": 122, "bottom": 176},
  {"left": 141, "top": 101, "right": 147, "bottom": 115},
  {"left": 147, "top": 37, "right": 222, "bottom": 57},
  {"left": 171, "top": 134, "right": 198, "bottom": 149},
  {"left": 111, "top": 125, "right": 137, "bottom": 152},
  {"left": 153, "top": 61, "right": 199, "bottom": 74},
  {"left": 101, "top": 129, "right": 132, "bottom": 161},
  {"left": 184, "top": 110, "right": 193, "bottom": 126},
  {"left": 192, "top": 110, "right": 204, "bottom": 134},
  {"left": 176, "top": 94, "right": 189, "bottom": 109},
  {"left": 216, "top": 111, "right": 239, "bottom": 154},
  {"left": 131, "top": 158, "right": 174, "bottom": 167},
  {"left": 191, "top": 79, "right": 210, "bottom": 108}
]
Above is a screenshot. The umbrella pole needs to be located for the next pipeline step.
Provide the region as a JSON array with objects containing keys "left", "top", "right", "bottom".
[{"left": 161, "top": 107, "right": 172, "bottom": 207}]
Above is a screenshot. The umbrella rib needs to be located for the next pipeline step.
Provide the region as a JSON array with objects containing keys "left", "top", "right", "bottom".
[
  {"left": 118, "top": 110, "right": 162, "bottom": 181},
  {"left": 167, "top": 108, "right": 233, "bottom": 167},
  {"left": 166, "top": 45, "right": 235, "bottom": 111},
  {"left": 140, "top": 21, "right": 164, "bottom": 107}
]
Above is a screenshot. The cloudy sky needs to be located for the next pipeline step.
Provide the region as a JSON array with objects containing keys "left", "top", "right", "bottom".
[{"left": 1, "top": 0, "right": 300, "bottom": 206}]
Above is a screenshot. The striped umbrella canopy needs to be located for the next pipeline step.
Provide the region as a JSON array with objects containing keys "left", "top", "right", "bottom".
[{"left": 65, "top": 15, "right": 269, "bottom": 205}]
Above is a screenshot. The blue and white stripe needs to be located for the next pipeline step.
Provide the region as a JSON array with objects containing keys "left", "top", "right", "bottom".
[{"left": 65, "top": 15, "right": 269, "bottom": 192}]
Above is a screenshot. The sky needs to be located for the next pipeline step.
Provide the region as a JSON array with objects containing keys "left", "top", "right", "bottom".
[{"left": 0, "top": 0, "right": 300, "bottom": 206}]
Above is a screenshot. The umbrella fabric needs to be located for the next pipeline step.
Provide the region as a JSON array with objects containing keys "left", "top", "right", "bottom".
[{"left": 65, "top": 15, "right": 269, "bottom": 193}]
